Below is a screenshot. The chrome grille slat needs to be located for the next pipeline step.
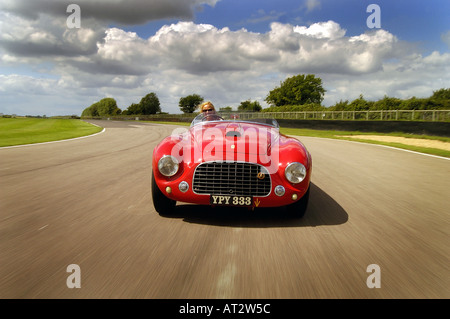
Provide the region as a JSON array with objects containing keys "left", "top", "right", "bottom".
[{"left": 193, "top": 162, "right": 271, "bottom": 196}]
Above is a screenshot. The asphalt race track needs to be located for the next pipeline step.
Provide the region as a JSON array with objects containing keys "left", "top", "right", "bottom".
[{"left": 1, "top": 120, "right": 449, "bottom": 298}]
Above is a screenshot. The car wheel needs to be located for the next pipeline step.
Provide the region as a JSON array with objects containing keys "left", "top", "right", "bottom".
[
  {"left": 151, "top": 172, "right": 176, "bottom": 215},
  {"left": 286, "top": 185, "right": 310, "bottom": 218}
]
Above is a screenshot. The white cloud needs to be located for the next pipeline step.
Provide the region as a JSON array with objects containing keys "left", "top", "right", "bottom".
[
  {"left": 294, "top": 20, "right": 345, "bottom": 39},
  {"left": 305, "top": 0, "right": 321, "bottom": 13},
  {"left": 0, "top": 11, "right": 104, "bottom": 57},
  {"left": 440, "top": 30, "right": 450, "bottom": 49},
  {"left": 321, "top": 51, "right": 450, "bottom": 105}
]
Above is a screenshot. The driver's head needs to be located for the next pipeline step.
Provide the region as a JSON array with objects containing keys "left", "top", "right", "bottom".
[{"left": 200, "top": 101, "right": 216, "bottom": 114}]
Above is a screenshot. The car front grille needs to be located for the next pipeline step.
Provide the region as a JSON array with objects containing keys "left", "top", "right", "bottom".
[{"left": 192, "top": 162, "right": 271, "bottom": 196}]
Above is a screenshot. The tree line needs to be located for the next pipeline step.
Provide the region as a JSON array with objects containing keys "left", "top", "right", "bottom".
[
  {"left": 262, "top": 74, "right": 449, "bottom": 112},
  {"left": 81, "top": 93, "right": 161, "bottom": 117},
  {"left": 81, "top": 74, "right": 449, "bottom": 117}
]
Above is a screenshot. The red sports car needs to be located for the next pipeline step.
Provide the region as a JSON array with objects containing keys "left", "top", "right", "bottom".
[{"left": 151, "top": 113, "right": 312, "bottom": 218}]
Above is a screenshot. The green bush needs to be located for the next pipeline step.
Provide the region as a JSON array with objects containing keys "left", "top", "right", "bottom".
[{"left": 82, "top": 98, "right": 121, "bottom": 117}]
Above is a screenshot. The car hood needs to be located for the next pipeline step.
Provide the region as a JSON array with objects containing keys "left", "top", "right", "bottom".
[{"left": 189, "top": 121, "right": 279, "bottom": 157}]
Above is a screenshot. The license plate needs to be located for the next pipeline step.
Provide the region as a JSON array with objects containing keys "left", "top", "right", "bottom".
[{"left": 210, "top": 195, "right": 253, "bottom": 207}]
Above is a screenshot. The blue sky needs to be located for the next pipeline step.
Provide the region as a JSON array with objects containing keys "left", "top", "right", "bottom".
[
  {"left": 124, "top": 0, "right": 450, "bottom": 54},
  {"left": 0, "top": 0, "right": 449, "bottom": 116}
]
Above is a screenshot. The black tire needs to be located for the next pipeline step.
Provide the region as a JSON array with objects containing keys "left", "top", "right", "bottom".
[
  {"left": 285, "top": 185, "right": 310, "bottom": 218},
  {"left": 151, "top": 172, "right": 176, "bottom": 216}
]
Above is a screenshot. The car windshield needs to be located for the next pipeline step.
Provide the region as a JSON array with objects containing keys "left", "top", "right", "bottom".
[{"left": 190, "top": 113, "right": 280, "bottom": 129}]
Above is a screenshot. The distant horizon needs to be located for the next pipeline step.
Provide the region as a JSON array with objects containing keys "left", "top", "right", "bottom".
[
  {"left": 1, "top": 0, "right": 449, "bottom": 116},
  {"left": 2, "top": 86, "right": 450, "bottom": 118}
]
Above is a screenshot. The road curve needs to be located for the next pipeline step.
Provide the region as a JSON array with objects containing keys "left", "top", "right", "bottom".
[{"left": 0, "top": 120, "right": 448, "bottom": 298}]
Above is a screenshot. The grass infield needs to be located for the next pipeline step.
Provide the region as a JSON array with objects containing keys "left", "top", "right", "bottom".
[{"left": 0, "top": 118, "right": 103, "bottom": 147}]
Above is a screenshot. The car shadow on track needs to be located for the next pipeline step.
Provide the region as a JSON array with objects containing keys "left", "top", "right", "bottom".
[{"left": 163, "top": 183, "right": 348, "bottom": 228}]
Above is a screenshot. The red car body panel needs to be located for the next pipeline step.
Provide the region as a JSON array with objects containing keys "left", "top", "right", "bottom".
[{"left": 152, "top": 116, "right": 312, "bottom": 209}]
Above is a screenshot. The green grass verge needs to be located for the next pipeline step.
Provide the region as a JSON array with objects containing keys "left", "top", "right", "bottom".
[
  {"left": 0, "top": 118, "right": 103, "bottom": 147},
  {"left": 144, "top": 120, "right": 450, "bottom": 158}
]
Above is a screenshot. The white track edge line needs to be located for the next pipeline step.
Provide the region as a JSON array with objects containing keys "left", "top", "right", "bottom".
[{"left": 298, "top": 136, "right": 450, "bottom": 161}]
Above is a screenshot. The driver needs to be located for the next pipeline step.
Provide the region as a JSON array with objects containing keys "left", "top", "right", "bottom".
[{"left": 199, "top": 101, "right": 216, "bottom": 115}]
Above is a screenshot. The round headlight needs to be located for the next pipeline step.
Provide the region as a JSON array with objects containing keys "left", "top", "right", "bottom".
[
  {"left": 285, "top": 162, "right": 306, "bottom": 184},
  {"left": 158, "top": 155, "right": 179, "bottom": 177}
]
